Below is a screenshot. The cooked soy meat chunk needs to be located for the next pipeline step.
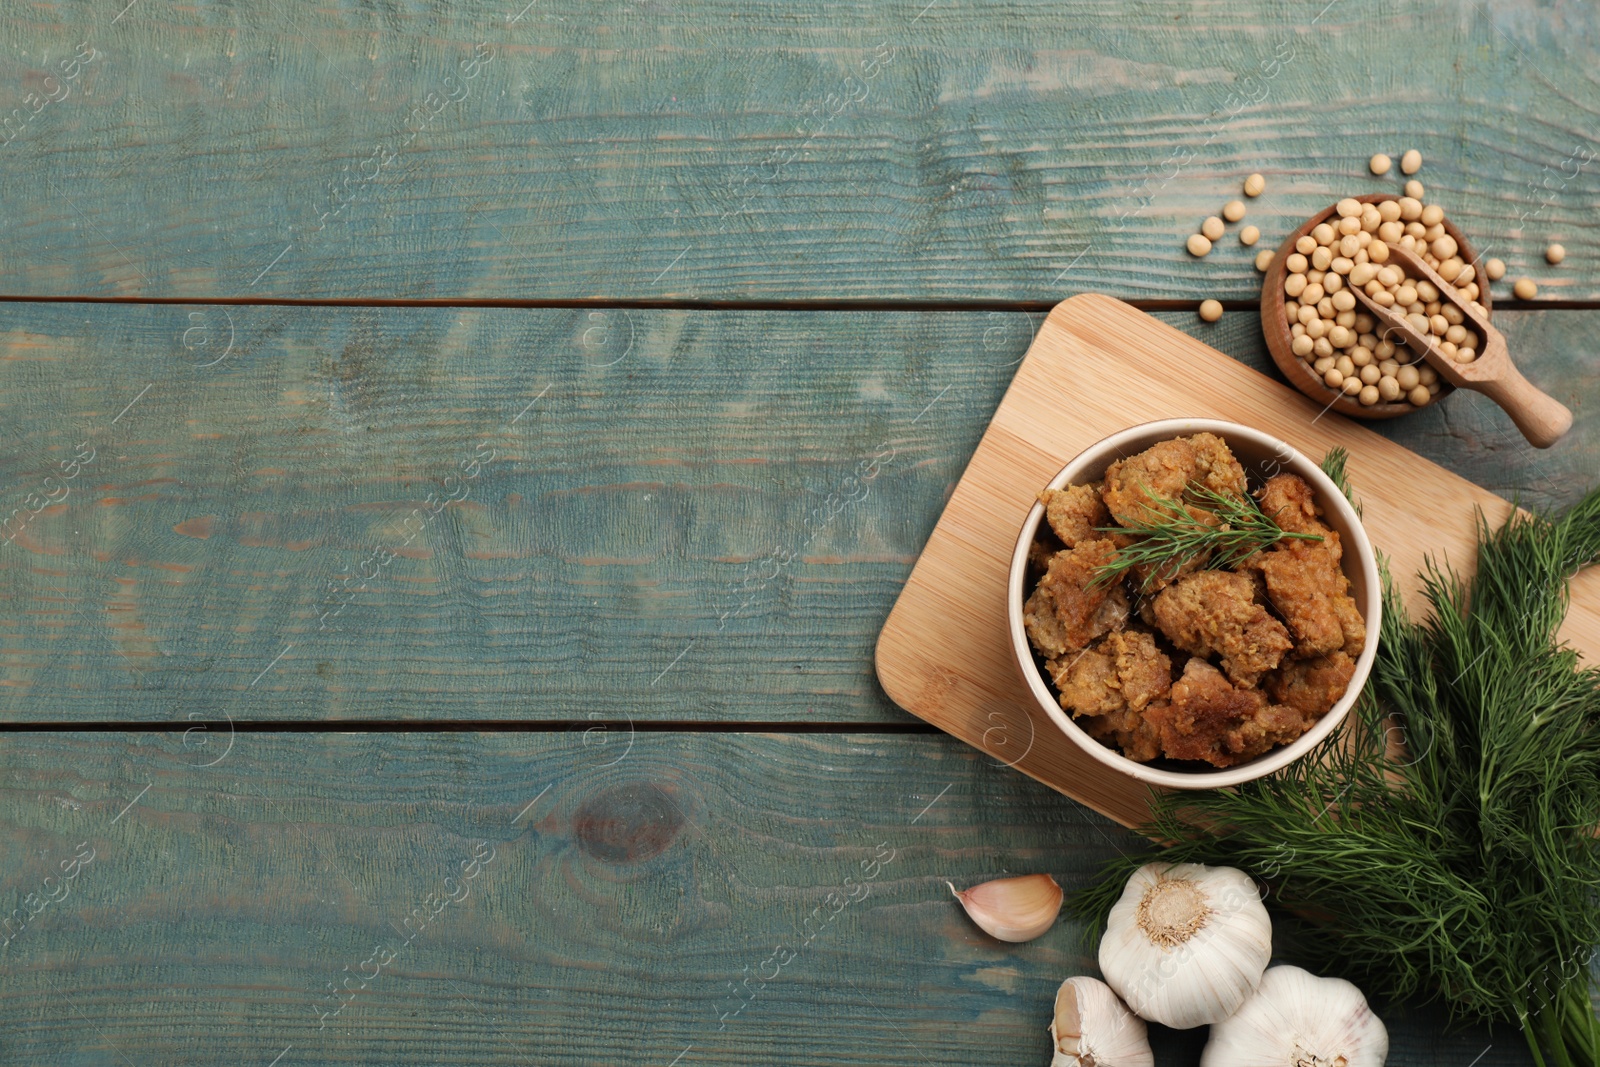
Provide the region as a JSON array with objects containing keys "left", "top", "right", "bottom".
[
  {"left": 1252, "top": 536, "right": 1365, "bottom": 658},
  {"left": 1048, "top": 628, "right": 1172, "bottom": 717},
  {"left": 1081, "top": 706, "right": 1164, "bottom": 763},
  {"left": 1147, "top": 658, "right": 1312, "bottom": 768},
  {"left": 1041, "top": 482, "right": 1111, "bottom": 548},
  {"left": 1188, "top": 432, "right": 1252, "bottom": 501},
  {"left": 1251, "top": 473, "right": 1365, "bottom": 657},
  {"left": 1027, "top": 526, "right": 1063, "bottom": 577},
  {"left": 1265, "top": 651, "right": 1357, "bottom": 718},
  {"left": 1050, "top": 643, "right": 1122, "bottom": 716},
  {"left": 1255, "top": 472, "right": 1334, "bottom": 538},
  {"left": 1151, "top": 571, "right": 1293, "bottom": 687},
  {"left": 1023, "top": 539, "right": 1129, "bottom": 658},
  {"left": 1102, "top": 433, "right": 1247, "bottom": 527}
]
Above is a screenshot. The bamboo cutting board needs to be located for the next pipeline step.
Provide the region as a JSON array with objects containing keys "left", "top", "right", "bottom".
[{"left": 875, "top": 294, "right": 1600, "bottom": 830}]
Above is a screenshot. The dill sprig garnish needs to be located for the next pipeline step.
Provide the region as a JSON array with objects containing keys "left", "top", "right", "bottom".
[
  {"left": 1091, "top": 481, "right": 1322, "bottom": 591},
  {"left": 1073, "top": 468, "right": 1600, "bottom": 1067},
  {"left": 1320, "top": 445, "right": 1357, "bottom": 513}
]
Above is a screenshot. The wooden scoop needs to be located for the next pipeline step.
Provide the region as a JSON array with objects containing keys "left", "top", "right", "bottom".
[{"left": 1349, "top": 244, "right": 1571, "bottom": 448}]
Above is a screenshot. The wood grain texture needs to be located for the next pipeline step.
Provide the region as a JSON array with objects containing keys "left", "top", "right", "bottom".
[
  {"left": 2, "top": 0, "right": 1599, "bottom": 301},
  {"left": 0, "top": 303, "right": 1590, "bottom": 722},
  {"left": 0, "top": 731, "right": 1565, "bottom": 1066},
  {"left": 875, "top": 295, "right": 1600, "bottom": 828}
]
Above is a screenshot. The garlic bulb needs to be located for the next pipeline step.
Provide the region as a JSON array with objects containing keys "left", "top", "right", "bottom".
[
  {"left": 1200, "top": 965, "right": 1388, "bottom": 1067},
  {"left": 1050, "top": 976, "right": 1153, "bottom": 1067},
  {"left": 1098, "top": 862, "right": 1271, "bottom": 1029},
  {"left": 948, "top": 873, "right": 1062, "bottom": 943}
]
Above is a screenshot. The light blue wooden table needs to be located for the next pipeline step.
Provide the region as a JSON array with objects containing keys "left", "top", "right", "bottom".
[{"left": 1, "top": 1, "right": 1595, "bottom": 1063}]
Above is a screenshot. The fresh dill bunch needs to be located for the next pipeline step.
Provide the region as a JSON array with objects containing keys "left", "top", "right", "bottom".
[
  {"left": 1091, "top": 481, "right": 1322, "bottom": 591},
  {"left": 1072, "top": 480, "right": 1600, "bottom": 1067}
]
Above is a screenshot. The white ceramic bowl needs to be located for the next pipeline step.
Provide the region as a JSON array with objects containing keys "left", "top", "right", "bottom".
[{"left": 1006, "top": 418, "right": 1381, "bottom": 790}]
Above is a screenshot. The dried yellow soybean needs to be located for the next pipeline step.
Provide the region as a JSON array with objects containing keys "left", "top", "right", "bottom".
[
  {"left": 1198, "top": 299, "right": 1224, "bottom": 322},
  {"left": 1244, "top": 173, "right": 1266, "bottom": 197},
  {"left": 1547, "top": 243, "right": 1566, "bottom": 265},
  {"left": 1400, "top": 149, "right": 1422, "bottom": 174},
  {"left": 1240, "top": 225, "right": 1261, "bottom": 246},
  {"left": 1201, "top": 216, "right": 1226, "bottom": 241},
  {"left": 1223, "top": 200, "right": 1247, "bottom": 223},
  {"left": 1514, "top": 277, "right": 1538, "bottom": 299},
  {"left": 1485, "top": 257, "right": 1506, "bottom": 281},
  {"left": 1404, "top": 180, "right": 1424, "bottom": 200},
  {"left": 1369, "top": 153, "right": 1392, "bottom": 176},
  {"left": 1254, "top": 249, "right": 1274, "bottom": 272},
  {"left": 1187, "top": 233, "right": 1213, "bottom": 257}
]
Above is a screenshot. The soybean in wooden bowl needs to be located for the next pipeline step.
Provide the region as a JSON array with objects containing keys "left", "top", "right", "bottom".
[{"left": 1261, "top": 193, "right": 1492, "bottom": 420}]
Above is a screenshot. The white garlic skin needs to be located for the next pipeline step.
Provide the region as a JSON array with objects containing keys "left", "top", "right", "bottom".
[
  {"left": 1201, "top": 965, "right": 1389, "bottom": 1067},
  {"left": 1098, "top": 863, "right": 1271, "bottom": 1029},
  {"left": 1050, "top": 976, "right": 1154, "bottom": 1067}
]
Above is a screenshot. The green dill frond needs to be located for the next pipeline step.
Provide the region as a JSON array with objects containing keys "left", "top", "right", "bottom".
[
  {"left": 1090, "top": 481, "right": 1322, "bottom": 591},
  {"left": 1320, "top": 446, "right": 1361, "bottom": 516}
]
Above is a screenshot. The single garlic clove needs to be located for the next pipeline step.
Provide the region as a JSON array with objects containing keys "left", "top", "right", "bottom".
[
  {"left": 1098, "top": 862, "right": 1271, "bottom": 1029},
  {"left": 1050, "top": 976, "right": 1154, "bottom": 1067},
  {"left": 1200, "top": 965, "right": 1389, "bottom": 1067},
  {"left": 948, "top": 873, "right": 1062, "bottom": 943}
]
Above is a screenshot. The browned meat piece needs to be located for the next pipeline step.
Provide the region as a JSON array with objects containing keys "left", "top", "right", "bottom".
[
  {"left": 1266, "top": 651, "right": 1357, "bottom": 718},
  {"left": 1151, "top": 571, "right": 1293, "bottom": 686},
  {"left": 1027, "top": 526, "right": 1063, "bottom": 582},
  {"left": 1101, "top": 434, "right": 1247, "bottom": 528},
  {"left": 1251, "top": 536, "right": 1366, "bottom": 658},
  {"left": 1135, "top": 591, "right": 1159, "bottom": 629},
  {"left": 1111, "top": 629, "right": 1173, "bottom": 713},
  {"left": 1102, "top": 439, "right": 1193, "bottom": 526},
  {"left": 1047, "top": 629, "right": 1172, "bottom": 717},
  {"left": 1248, "top": 473, "right": 1366, "bottom": 657},
  {"left": 1147, "top": 659, "right": 1313, "bottom": 768},
  {"left": 1148, "top": 658, "right": 1261, "bottom": 766},
  {"left": 1254, "top": 472, "right": 1331, "bottom": 537},
  {"left": 1082, "top": 706, "right": 1164, "bottom": 763},
  {"left": 1333, "top": 593, "right": 1367, "bottom": 657},
  {"left": 1187, "top": 432, "right": 1250, "bottom": 500},
  {"left": 1049, "top": 644, "right": 1121, "bottom": 716},
  {"left": 1040, "top": 483, "right": 1110, "bottom": 548},
  {"left": 1130, "top": 545, "right": 1210, "bottom": 595},
  {"left": 1226, "top": 702, "right": 1320, "bottom": 764},
  {"left": 1023, "top": 539, "right": 1130, "bottom": 658}
]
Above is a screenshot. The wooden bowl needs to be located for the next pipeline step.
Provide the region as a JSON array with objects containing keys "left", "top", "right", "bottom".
[{"left": 1261, "top": 193, "right": 1492, "bottom": 420}]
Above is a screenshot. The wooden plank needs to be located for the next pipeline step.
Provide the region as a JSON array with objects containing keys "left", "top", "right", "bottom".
[
  {"left": 0, "top": 303, "right": 1591, "bottom": 722},
  {"left": 3, "top": 0, "right": 1599, "bottom": 301},
  {"left": 0, "top": 731, "right": 1556, "bottom": 1066}
]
